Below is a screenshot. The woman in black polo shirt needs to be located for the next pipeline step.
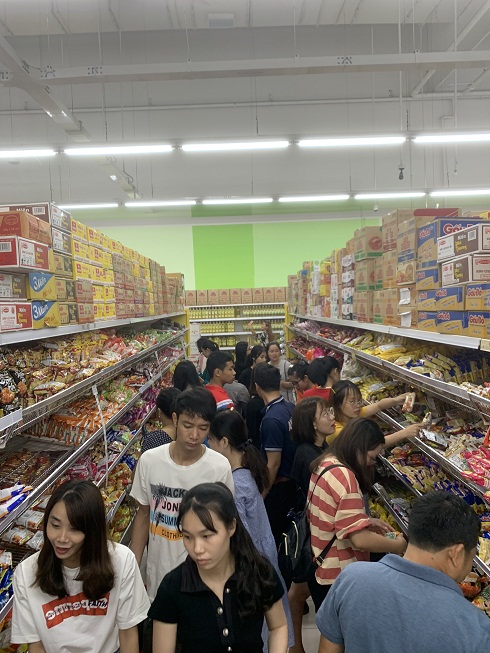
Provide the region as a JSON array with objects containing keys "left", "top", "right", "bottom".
[{"left": 149, "top": 482, "right": 288, "bottom": 653}]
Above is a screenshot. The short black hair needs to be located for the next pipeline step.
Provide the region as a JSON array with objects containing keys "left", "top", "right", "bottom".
[
  {"left": 206, "top": 351, "right": 234, "bottom": 378},
  {"left": 288, "top": 361, "right": 309, "bottom": 379},
  {"left": 307, "top": 356, "right": 340, "bottom": 386},
  {"left": 200, "top": 338, "right": 218, "bottom": 353},
  {"left": 172, "top": 360, "right": 201, "bottom": 391},
  {"left": 254, "top": 362, "right": 280, "bottom": 392},
  {"left": 408, "top": 491, "right": 481, "bottom": 554},
  {"left": 156, "top": 387, "right": 182, "bottom": 418},
  {"left": 173, "top": 387, "right": 216, "bottom": 423}
]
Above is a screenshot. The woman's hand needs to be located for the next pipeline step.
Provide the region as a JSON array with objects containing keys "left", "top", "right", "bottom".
[
  {"left": 368, "top": 518, "right": 394, "bottom": 535},
  {"left": 401, "top": 423, "right": 423, "bottom": 439},
  {"left": 395, "top": 392, "right": 410, "bottom": 405}
]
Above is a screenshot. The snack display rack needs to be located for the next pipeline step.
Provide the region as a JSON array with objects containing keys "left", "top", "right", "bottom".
[
  {"left": 287, "top": 309, "right": 490, "bottom": 580},
  {"left": 0, "top": 313, "right": 188, "bottom": 625}
]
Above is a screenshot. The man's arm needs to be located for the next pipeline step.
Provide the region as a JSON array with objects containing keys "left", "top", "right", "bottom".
[
  {"left": 263, "top": 450, "right": 281, "bottom": 497},
  {"left": 318, "top": 636, "right": 344, "bottom": 653},
  {"left": 129, "top": 503, "right": 150, "bottom": 566}
]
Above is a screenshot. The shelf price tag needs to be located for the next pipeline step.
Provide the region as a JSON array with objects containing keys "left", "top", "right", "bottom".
[{"left": 482, "top": 340, "right": 490, "bottom": 353}]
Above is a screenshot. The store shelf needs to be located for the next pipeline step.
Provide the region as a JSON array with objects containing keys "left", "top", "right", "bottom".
[
  {"left": 474, "top": 555, "right": 490, "bottom": 577},
  {"left": 0, "top": 595, "right": 13, "bottom": 623},
  {"left": 119, "top": 513, "right": 136, "bottom": 546},
  {"left": 378, "top": 455, "right": 423, "bottom": 498},
  {"left": 190, "top": 315, "right": 284, "bottom": 323},
  {"left": 106, "top": 488, "right": 129, "bottom": 523},
  {"left": 0, "top": 350, "right": 185, "bottom": 537},
  {"left": 290, "top": 314, "right": 481, "bottom": 350},
  {"left": 189, "top": 303, "right": 285, "bottom": 309},
  {"left": 200, "top": 331, "right": 251, "bottom": 337},
  {"left": 289, "top": 346, "right": 307, "bottom": 361},
  {"left": 372, "top": 483, "right": 409, "bottom": 535},
  {"left": 0, "top": 330, "right": 187, "bottom": 443},
  {"left": 0, "top": 312, "right": 186, "bottom": 346}
]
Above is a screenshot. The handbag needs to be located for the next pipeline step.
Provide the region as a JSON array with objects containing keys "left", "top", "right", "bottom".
[{"left": 278, "top": 464, "right": 343, "bottom": 584}]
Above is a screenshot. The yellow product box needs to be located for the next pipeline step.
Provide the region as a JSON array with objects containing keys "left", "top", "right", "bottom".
[
  {"left": 104, "top": 302, "right": 116, "bottom": 320},
  {"left": 53, "top": 252, "right": 73, "bottom": 278},
  {"left": 148, "top": 303, "right": 155, "bottom": 316},
  {"left": 104, "top": 269, "right": 115, "bottom": 285},
  {"left": 92, "top": 283, "right": 105, "bottom": 303},
  {"left": 31, "top": 300, "right": 61, "bottom": 328},
  {"left": 139, "top": 265, "right": 147, "bottom": 279},
  {"left": 100, "top": 234, "right": 111, "bottom": 251},
  {"left": 122, "top": 245, "right": 132, "bottom": 261},
  {"left": 465, "top": 284, "right": 490, "bottom": 310},
  {"left": 132, "top": 263, "right": 140, "bottom": 278},
  {"left": 73, "top": 261, "right": 91, "bottom": 281},
  {"left": 93, "top": 302, "right": 105, "bottom": 321},
  {"left": 436, "top": 311, "right": 469, "bottom": 335},
  {"left": 417, "top": 311, "right": 438, "bottom": 331},
  {"left": 146, "top": 279, "right": 153, "bottom": 293},
  {"left": 27, "top": 272, "right": 57, "bottom": 301},
  {"left": 104, "top": 286, "right": 115, "bottom": 303},
  {"left": 70, "top": 219, "right": 88, "bottom": 243},
  {"left": 417, "top": 290, "right": 437, "bottom": 311},
  {"left": 467, "top": 312, "right": 490, "bottom": 338},
  {"left": 87, "top": 227, "right": 102, "bottom": 247},
  {"left": 101, "top": 251, "right": 112, "bottom": 269},
  {"left": 93, "top": 266, "right": 105, "bottom": 283},
  {"left": 93, "top": 247, "right": 105, "bottom": 267},
  {"left": 59, "top": 303, "right": 78, "bottom": 325},
  {"left": 435, "top": 287, "right": 465, "bottom": 310},
  {"left": 71, "top": 239, "right": 90, "bottom": 262},
  {"left": 110, "top": 239, "right": 123, "bottom": 255}
]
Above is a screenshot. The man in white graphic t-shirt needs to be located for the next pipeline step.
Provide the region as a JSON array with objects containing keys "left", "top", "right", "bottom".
[{"left": 130, "top": 387, "right": 233, "bottom": 648}]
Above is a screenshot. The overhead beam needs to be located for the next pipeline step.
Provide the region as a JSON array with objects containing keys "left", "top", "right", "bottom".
[{"left": 14, "top": 50, "right": 490, "bottom": 86}]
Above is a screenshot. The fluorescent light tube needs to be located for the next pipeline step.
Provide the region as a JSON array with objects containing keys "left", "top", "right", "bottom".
[
  {"left": 414, "top": 133, "right": 490, "bottom": 144},
  {"left": 430, "top": 189, "right": 490, "bottom": 197},
  {"left": 65, "top": 144, "right": 173, "bottom": 156},
  {"left": 182, "top": 141, "right": 289, "bottom": 152},
  {"left": 354, "top": 192, "right": 426, "bottom": 200},
  {"left": 278, "top": 194, "right": 350, "bottom": 202},
  {"left": 0, "top": 149, "right": 56, "bottom": 158},
  {"left": 202, "top": 198, "right": 274, "bottom": 205},
  {"left": 298, "top": 136, "right": 406, "bottom": 148},
  {"left": 57, "top": 203, "right": 119, "bottom": 210},
  {"left": 125, "top": 200, "right": 196, "bottom": 207}
]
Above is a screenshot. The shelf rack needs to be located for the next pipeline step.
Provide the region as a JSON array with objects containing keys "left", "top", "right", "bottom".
[
  {"left": 190, "top": 315, "right": 284, "bottom": 323},
  {"left": 372, "top": 483, "right": 409, "bottom": 535},
  {"left": 378, "top": 455, "right": 423, "bottom": 498},
  {"left": 190, "top": 303, "right": 285, "bottom": 309}
]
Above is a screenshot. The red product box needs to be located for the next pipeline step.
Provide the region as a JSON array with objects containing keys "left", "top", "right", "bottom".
[
  {"left": 0, "top": 302, "right": 33, "bottom": 331},
  {"left": 0, "top": 236, "right": 51, "bottom": 272}
]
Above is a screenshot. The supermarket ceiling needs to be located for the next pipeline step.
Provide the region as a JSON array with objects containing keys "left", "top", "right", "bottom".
[{"left": 0, "top": 0, "right": 490, "bottom": 217}]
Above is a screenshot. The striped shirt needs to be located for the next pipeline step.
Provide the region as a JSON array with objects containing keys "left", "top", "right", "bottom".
[{"left": 307, "top": 456, "right": 370, "bottom": 585}]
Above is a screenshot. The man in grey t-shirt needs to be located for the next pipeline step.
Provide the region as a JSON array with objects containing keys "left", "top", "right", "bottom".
[{"left": 317, "top": 491, "right": 490, "bottom": 653}]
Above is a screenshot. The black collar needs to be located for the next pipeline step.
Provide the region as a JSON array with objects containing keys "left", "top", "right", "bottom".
[{"left": 180, "top": 555, "right": 238, "bottom": 593}]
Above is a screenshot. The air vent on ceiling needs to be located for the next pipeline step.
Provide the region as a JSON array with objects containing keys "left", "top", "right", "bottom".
[{"left": 208, "top": 13, "right": 235, "bottom": 29}]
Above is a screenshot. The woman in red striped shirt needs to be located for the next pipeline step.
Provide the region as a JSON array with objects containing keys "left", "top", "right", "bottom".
[{"left": 307, "top": 418, "right": 407, "bottom": 611}]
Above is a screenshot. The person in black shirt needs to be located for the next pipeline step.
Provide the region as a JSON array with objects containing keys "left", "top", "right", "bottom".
[
  {"left": 149, "top": 482, "right": 288, "bottom": 653},
  {"left": 288, "top": 396, "right": 335, "bottom": 653},
  {"left": 141, "top": 387, "right": 182, "bottom": 453}
]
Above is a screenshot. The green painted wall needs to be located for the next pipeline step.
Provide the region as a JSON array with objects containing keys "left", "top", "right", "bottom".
[{"left": 193, "top": 224, "right": 255, "bottom": 289}]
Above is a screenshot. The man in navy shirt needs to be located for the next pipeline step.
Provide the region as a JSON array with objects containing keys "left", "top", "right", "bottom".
[
  {"left": 317, "top": 491, "right": 490, "bottom": 653},
  {"left": 255, "top": 362, "right": 296, "bottom": 544}
]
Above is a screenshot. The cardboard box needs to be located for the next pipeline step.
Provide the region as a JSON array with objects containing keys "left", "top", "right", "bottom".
[
  {"left": 396, "top": 260, "right": 416, "bottom": 286},
  {"left": 0, "top": 302, "right": 32, "bottom": 331},
  {"left": 435, "top": 287, "right": 465, "bottom": 310},
  {"left": 465, "top": 284, "right": 490, "bottom": 311},
  {"left": 219, "top": 289, "right": 230, "bottom": 304},
  {"left": 230, "top": 288, "right": 241, "bottom": 304},
  {"left": 354, "top": 227, "right": 383, "bottom": 261},
  {"left": 382, "top": 251, "right": 398, "bottom": 289},
  {"left": 355, "top": 291, "right": 373, "bottom": 322},
  {"left": 382, "top": 213, "right": 398, "bottom": 252},
  {"left": 0, "top": 273, "right": 27, "bottom": 300},
  {"left": 0, "top": 203, "right": 71, "bottom": 233},
  {"left": 467, "top": 312, "right": 490, "bottom": 338},
  {"left": 31, "top": 300, "right": 61, "bottom": 328},
  {"left": 252, "top": 288, "right": 264, "bottom": 303},
  {"left": 196, "top": 290, "right": 208, "bottom": 305},
  {"left": 397, "top": 216, "right": 431, "bottom": 260},
  {"left": 59, "top": 302, "right": 79, "bottom": 325},
  {"left": 0, "top": 236, "right": 51, "bottom": 272},
  {"left": 398, "top": 285, "right": 417, "bottom": 309},
  {"left": 71, "top": 239, "right": 90, "bottom": 262},
  {"left": 414, "top": 208, "right": 461, "bottom": 218},
  {"left": 73, "top": 261, "right": 92, "bottom": 282},
  {"left": 416, "top": 266, "right": 440, "bottom": 290},
  {"left": 52, "top": 253, "right": 73, "bottom": 278},
  {"left": 355, "top": 259, "right": 376, "bottom": 291},
  {"left": 241, "top": 288, "right": 253, "bottom": 304},
  {"left": 436, "top": 310, "right": 469, "bottom": 335},
  {"left": 105, "top": 302, "right": 116, "bottom": 320},
  {"left": 51, "top": 228, "right": 72, "bottom": 255},
  {"left": 437, "top": 223, "right": 490, "bottom": 262},
  {"left": 92, "top": 284, "right": 105, "bottom": 303},
  {"left": 27, "top": 272, "right": 57, "bottom": 301},
  {"left": 263, "top": 287, "right": 275, "bottom": 303},
  {"left": 417, "top": 290, "right": 437, "bottom": 311},
  {"left": 418, "top": 218, "right": 483, "bottom": 267},
  {"left": 207, "top": 289, "right": 219, "bottom": 305},
  {"left": 418, "top": 311, "right": 438, "bottom": 331},
  {"left": 396, "top": 308, "right": 417, "bottom": 329},
  {"left": 185, "top": 290, "right": 197, "bottom": 306},
  {"left": 0, "top": 211, "right": 52, "bottom": 245},
  {"left": 93, "top": 303, "right": 105, "bottom": 321},
  {"left": 441, "top": 256, "right": 490, "bottom": 286},
  {"left": 77, "top": 303, "right": 94, "bottom": 324},
  {"left": 70, "top": 219, "right": 88, "bottom": 242},
  {"left": 55, "top": 277, "right": 76, "bottom": 302}
]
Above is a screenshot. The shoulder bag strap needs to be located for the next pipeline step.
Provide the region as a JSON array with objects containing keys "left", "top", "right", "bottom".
[{"left": 307, "top": 463, "right": 345, "bottom": 566}]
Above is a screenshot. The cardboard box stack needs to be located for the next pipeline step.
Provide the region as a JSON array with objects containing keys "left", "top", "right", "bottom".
[
  {"left": 0, "top": 202, "right": 183, "bottom": 332},
  {"left": 186, "top": 287, "right": 287, "bottom": 308},
  {"left": 353, "top": 226, "right": 382, "bottom": 323}
]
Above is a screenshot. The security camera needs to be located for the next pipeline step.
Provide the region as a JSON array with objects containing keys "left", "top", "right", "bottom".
[
  {"left": 398, "top": 166, "right": 404, "bottom": 180},
  {"left": 373, "top": 202, "right": 379, "bottom": 212}
]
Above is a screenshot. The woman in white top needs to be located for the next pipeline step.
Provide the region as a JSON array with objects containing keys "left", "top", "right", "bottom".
[
  {"left": 266, "top": 341, "right": 294, "bottom": 403},
  {"left": 11, "top": 480, "right": 150, "bottom": 653}
]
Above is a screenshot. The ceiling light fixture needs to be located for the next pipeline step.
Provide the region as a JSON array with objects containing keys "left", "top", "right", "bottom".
[
  {"left": 64, "top": 144, "right": 173, "bottom": 156},
  {"left": 202, "top": 197, "right": 274, "bottom": 205},
  {"left": 430, "top": 189, "right": 490, "bottom": 197},
  {"left": 0, "top": 148, "right": 57, "bottom": 159},
  {"left": 182, "top": 141, "right": 289, "bottom": 152},
  {"left": 298, "top": 136, "right": 406, "bottom": 148},
  {"left": 278, "top": 194, "right": 350, "bottom": 202},
  {"left": 354, "top": 192, "right": 426, "bottom": 200},
  {"left": 414, "top": 133, "right": 490, "bottom": 144},
  {"left": 125, "top": 200, "right": 197, "bottom": 207},
  {"left": 57, "top": 203, "right": 119, "bottom": 210}
]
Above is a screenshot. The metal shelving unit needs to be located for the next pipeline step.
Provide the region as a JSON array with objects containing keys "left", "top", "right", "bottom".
[
  {"left": 372, "top": 483, "right": 409, "bottom": 535},
  {"left": 378, "top": 455, "right": 423, "bottom": 498},
  {"left": 190, "top": 315, "right": 283, "bottom": 323}
]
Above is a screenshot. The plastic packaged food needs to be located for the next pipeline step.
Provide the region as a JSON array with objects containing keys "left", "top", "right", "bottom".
[{"left": 402, "top": 392, "right": 416, "bottom": 413}]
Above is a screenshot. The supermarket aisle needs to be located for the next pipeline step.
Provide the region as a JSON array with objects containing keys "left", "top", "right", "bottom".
[{"left": 301, "top": 600, "right": 321, "bottom": 653}]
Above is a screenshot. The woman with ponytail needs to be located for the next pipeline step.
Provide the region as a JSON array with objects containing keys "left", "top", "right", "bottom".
[
  {"left": 149, "top": 482, "right": 288, "bottom": 653},
  {"left": 208, "top": 410, "right": 294, "bottom": 649}
]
